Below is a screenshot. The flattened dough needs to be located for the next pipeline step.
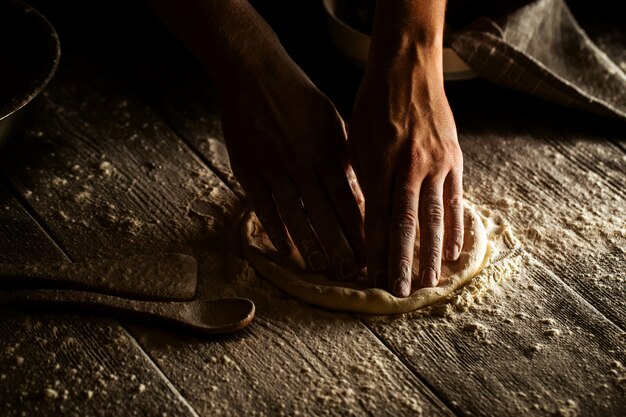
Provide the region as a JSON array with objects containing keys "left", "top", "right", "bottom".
[{"left": 242, "top": 203, "right": 511, "bottom": 314}]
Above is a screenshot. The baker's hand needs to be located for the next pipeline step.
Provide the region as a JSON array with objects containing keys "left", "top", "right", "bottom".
[
  {"left": 348, "top": 48, "right": 464, "bottom": 297},
  {"left": 218, "top": 53, "right": 365, "bottom": 279}
]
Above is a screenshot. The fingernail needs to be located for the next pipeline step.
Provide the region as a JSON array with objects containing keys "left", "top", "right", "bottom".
[
  {"left": 392, "top": 278, "right": 411, "bottom": 298},
  {"left": 340, "top": 258, "right": 359, "bottom": 279},
  {"left": 446, "top": 243, "right": 460, "bottom": 261},
  {"left": 421, "top": 269, "right": 438, "bottom": 287},
  {"left": 308, "top": 252, "right": 327, "bottom": 272},
  {"left": 275, "top": 238, "right": 292, "bottom": 256},
  {"left": 374, "top": 272, "right": 387, "bottom": 288}
]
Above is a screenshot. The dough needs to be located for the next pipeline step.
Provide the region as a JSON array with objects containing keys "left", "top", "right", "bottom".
[{"left": 242, "top": 203, "right": 514, "bottom": 314}]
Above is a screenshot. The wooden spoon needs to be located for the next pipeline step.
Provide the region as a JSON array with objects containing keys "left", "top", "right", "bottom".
[
  {"left": 0, "top": 253, "right": 198, "bottom": 301},
  {"left": 2, "top": 289, "right": 255, "bottom": 334}
]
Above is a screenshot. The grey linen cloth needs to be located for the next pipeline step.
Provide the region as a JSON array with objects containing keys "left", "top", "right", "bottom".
[{"left": 447, "top": 0, "right": 626, "bottom": 120}]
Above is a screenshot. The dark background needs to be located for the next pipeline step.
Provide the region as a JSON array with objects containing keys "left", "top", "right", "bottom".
[{"left": 21, "top": 0, "right": 626, "bottom": 123}]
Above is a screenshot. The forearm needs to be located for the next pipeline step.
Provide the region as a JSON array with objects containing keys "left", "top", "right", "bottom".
[{"left": 144, "top": 0, "right": 287, "bottom": 85}]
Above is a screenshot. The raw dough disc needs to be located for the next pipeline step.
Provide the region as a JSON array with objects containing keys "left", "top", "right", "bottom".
[{"left": 242, "top": 204, "right": 496, "bottom": 314}]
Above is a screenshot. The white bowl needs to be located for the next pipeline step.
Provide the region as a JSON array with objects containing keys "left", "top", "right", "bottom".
[{"left": 322, "top": 0, "right": 476, "bottom": 81}]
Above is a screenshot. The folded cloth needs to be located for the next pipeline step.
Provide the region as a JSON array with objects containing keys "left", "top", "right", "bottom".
[{"left": 447, "top": 0, "right": 626, "bottom": 120}]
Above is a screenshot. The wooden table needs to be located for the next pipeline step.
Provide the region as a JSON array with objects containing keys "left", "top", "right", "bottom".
[{"left": 1, "top": 1, "right": 624, "bottom": 416}]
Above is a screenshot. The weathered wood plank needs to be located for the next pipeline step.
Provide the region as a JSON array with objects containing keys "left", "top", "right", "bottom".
[
  {"left": 445, "top": 81, "right": 626, "bottom": 330},
  {"left": 354, "top": 82, "right": 625, "bottom": 416},
  {"left": 2, "top": 48, "right": 456, "bottom": 416},
  {"left": 130, "top": 22, "right": 626, "bottom": 416},
  {"left": 136, "top": 306, "right": 452, "bottom": 416},
  {"left": 0, "top": 182, "right": 196, "bottom": 416},
  {"left": 129, "top": 64, "right": 245, "bottom": 199},
  {"left": 20, "top": 2, "right": 624, "bottom": 416},
  {"left": 365, "top": 254, "right": 626, "bottom": 417},
  {"left": 3, "top": 78, "right": 241, "bottom": 258}
]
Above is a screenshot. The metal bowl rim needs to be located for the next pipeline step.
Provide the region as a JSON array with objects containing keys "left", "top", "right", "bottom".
[{"left": 0, "top": 0, "right": 61, "bottom": 122}]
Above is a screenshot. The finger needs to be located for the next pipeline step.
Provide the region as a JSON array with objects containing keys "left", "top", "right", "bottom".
[
  {"left": 443, "top": 167, "right": 464, "bottom": 261},
  {"left": 298, "top": 175, "right": 360, "bottom": 280},
  {"left": 388, "top": 173, "right": 420, "bottom": 298},
  {"left": 240, "top": 174, "right": 293, "bottom": 257},
  {"left": 320, "top": 164, "right": 366, "bottom": 268},
  {"left": 268, "top": 174, "right": 328, "bottom": 273},
  {"left": 418, "top": 178, "right": 445, "bottom": 288},
  {"left": 363, "top": 176, "right": 393, "bottom": 289},
  {"left": 346, "top": 164, "right": 365, "bottom": 211}
]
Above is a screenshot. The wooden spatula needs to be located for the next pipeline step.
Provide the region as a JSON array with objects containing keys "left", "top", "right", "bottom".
[{"left": 0, "top": 253, "right": 198, "bottom": 301}]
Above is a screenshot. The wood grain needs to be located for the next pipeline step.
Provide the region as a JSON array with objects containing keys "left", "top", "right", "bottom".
[
  {"left": 6, "top": 1, "right": 624, "bottom": 415},
  {"left": 365, "top": 254, "right": 626, "bottom": 417},
  {"left": 0, "top": 182, "right": 196, "bottom": 416},
  {"left": 132, "top": 39, "right": 626, "bottom": 416},
  {"left": 355, "top": 82, "right": 626, "bottom": 417},
  {"left": 447, "top": 82, "right": 626, "bottom": 329},
  {"left": 1, "top": 49, "right": 456, "bottom": 416}
]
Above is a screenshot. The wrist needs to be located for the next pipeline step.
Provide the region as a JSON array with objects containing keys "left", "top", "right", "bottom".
[
  {"left": 366, "top": 0, "right": 446, "bottom": 74},
  {"left": 364, "top": 46, "right": 445, "bottom": 93}
]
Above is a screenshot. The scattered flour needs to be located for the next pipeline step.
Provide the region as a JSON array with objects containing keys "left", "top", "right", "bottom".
[
  {"left": 555, "top": 399, "right": 579, "bottom": 417},
  {"left": 99, "top": 161, "right": 113, "bottom": 177},
  {"left": 43, "top": 388, "right": 58, "bottom": 399}
]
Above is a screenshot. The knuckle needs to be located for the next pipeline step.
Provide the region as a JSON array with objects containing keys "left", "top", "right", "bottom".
[
  {"left": 396, "top": 223, "right": 415, "bottom": 240},
  {"left": 395, "top": 259, "right": 413, "bottom": 278},
  {"left": 398, "top": 183, "right": 418, "bottom": 202},
  {"left": 408, "top": 146, "right": 424, "bottom": 166},
  {"left": 423, "top": 227, "right": 443, "bottom": 261},
  {"left": 447, "top": 227, "right": 464, "bottom": 249},
  {"left": 426, "top": 202, "right": 444, "bottom": 221},
  {"left": 422, "top": 195, "right": 444, "bottom": 224},
  {"left": 425, "top": 245, "right": 442, "bottom": 267},
  {"left": 398, "top": 257, "right": 412, "bottom": 268},
  {"left": 448, "top": 195, "right": 464, "bottom": 211},
  {"left": 419, "top": 147, "right": 463, "bottom": 175},
  {"left": 427, "top": 234, "right": 443, "bottom": 254},
  {"left": 394, "top": 227, "right": 415, "bottom": 250},
  {"left": 410, "top": 150, "right": 435, "bottom": 176},
  {"left": 449, "top": 224, "right": 465, "bottom": 239},
  {"left": 429, "top": 150, "right": 446, "bottom": 166},
  {"left": 394, "top": 194, "right": 418, "bottom": 234},
  {"left": 396, "top": 212, "right": 418, "bottom": 235}
]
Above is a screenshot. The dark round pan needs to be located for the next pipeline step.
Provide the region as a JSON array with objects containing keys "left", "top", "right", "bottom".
[{"left": 0, "top": 0, "right": 61, "bottom": 149}]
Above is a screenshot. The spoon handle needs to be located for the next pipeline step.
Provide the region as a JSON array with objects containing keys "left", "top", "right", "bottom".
[
  {"left": 0, "top": 253, "right": 198, "bottom": 301},
  {"left": 1, "top": 289, "right": 254, "bottom": 334}
]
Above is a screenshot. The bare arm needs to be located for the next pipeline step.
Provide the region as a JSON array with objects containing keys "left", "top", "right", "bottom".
[
  {"left": 145, "top": 0, "right": 366, "bottom": 279},
  {"left": 349, "top": 0, "right": 464, "bottom": 296},
  {"left": 145, "top": 0, "right": 283, "bottom": 85}
]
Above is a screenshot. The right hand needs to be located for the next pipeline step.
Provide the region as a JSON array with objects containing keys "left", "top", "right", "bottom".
[{"left": 217, "top": 50, "right": 365, "bottom": 280}]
